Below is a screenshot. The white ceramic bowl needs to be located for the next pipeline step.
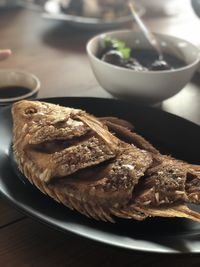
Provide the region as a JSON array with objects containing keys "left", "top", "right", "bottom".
[{"left": 87, "top": 30, "right": 200, "bottom": 104}]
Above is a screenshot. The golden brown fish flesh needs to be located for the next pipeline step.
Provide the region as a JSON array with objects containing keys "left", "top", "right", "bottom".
[{"left": 12, "top": 100, "right": 200, "bottom": 222}]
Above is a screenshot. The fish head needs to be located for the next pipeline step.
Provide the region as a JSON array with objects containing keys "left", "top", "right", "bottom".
[
  {"left": 12, "top": 100, "right": 81, "bottom": 125},
  {"left": 12, "top": 100, "right": 85, "bottom": 146}
]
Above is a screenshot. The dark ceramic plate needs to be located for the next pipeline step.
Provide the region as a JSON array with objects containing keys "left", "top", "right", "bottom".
[
  {"left": 43, "top": 0, "right": 145, "bottom": 30},
  {"left": 1, "top": 97, "right": 200, "bottom": 254}
]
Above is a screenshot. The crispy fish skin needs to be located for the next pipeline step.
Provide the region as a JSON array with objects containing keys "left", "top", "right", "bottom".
[{"left": 12, "top": 100, "right": 200, "bottom": 222}]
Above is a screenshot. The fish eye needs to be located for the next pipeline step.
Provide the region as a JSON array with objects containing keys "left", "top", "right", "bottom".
[{"left": 25, "top": 107, "right": 37, "bottom": 115}]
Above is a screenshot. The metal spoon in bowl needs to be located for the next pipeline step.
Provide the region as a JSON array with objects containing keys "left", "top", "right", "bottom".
[{"left": 128, "top": 1, "right": 171, "bottom": 70}]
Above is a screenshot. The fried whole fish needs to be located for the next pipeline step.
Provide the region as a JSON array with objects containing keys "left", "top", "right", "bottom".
[{"left": 12, "top": 100, "right": 200, "bottom": 222}]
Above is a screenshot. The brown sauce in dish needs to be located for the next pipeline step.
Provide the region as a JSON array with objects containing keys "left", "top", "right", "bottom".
[{"left": 0, "top": 86, "right": 31, "bottom": 99}]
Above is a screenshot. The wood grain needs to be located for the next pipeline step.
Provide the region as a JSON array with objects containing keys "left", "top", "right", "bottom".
[
  {"left": 0, "top": 198, "right": 25, "bottom": 228},
  {"left": 0, "top": 8, "right": 108, "bottom": 98},
  {"left": 1, "top": 218, "right": 200, "bottom": 267}
]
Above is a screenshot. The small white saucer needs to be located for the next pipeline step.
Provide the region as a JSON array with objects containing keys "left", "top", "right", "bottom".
[{"left": 0, "top": 69, "right": 40, "bottom": 106}]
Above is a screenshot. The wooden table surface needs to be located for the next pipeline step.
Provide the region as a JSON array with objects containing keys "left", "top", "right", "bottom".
[{"left": 0, "top": 1, "right": 200, "bottom": 266}]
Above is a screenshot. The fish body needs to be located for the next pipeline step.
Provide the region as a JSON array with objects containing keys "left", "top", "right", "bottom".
[{"left": 12, "top": 100, "right": 200, "bottom": 222}]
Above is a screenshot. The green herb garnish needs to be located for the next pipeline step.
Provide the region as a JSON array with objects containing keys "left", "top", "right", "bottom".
[{"left": 104, "top": 37, "right": 131, "bottom": 60}]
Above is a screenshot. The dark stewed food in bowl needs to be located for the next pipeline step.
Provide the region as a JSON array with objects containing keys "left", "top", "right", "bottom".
[{"left": 100, "top": 37, "right": 186, "bottom": 71}]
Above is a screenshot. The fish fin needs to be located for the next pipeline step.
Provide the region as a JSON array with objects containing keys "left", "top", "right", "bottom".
[{"left": 134, "top": 205, "right": 200, "bottom": 222}]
